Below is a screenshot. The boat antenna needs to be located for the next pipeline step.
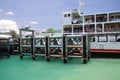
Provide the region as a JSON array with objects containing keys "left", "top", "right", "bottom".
[{"left": 78, "top": 0, "right": 85, "bottom": 14}]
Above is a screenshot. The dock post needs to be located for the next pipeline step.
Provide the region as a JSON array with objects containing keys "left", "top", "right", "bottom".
[
  {"left": 7, "top": 38, "right": 10, "bottom": 58},
  {"left": 45, "top": 36, "right": 50, "bottom": 62},
  {"left": 18, "top": 37, "right": 23, "bottom": 59},
  {"left": 87, "top": 35, "right": 91, "bottom": 60},
  {"left": 63, "top": 35, "right": 67, "bottom": 63},
  {"left": 83, "top": 35, "right": 87, "bottom": 64},
  {"left": 31, "top": 37, "right": 35, "bottom": 60}
]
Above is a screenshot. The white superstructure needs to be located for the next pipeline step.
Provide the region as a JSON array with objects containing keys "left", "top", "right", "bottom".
[{"left": 62, "top": 9, "right": 120, "bottom": 53}]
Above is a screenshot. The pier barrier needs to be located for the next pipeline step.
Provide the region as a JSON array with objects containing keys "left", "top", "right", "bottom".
[
  {"left": 19, "top": 28, "right": 34, "bottom": 59},
  {"left": 10, "top": 38, "right": 19, "bottom": 54},
  {"left": 65, "top": 35, "right": 90, "bottom": 64},
  {"left": 18, "top": 29, "right": 90, "bottom": 63},
  {"left": 0, "top": 38, "right": 10, "bottom": 58},
  {"left": 46, "top": 36, "right": 63, "bottom": 62},
  {"left": 33, "top": 36, "right": 46, "bottom": 60}
]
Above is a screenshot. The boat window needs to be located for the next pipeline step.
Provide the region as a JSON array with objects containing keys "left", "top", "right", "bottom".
[
  {"left": 109, "top": 12, "right": 120, "bottom": 21},
  {"left": 90, "top": 36, "right": 95, "bottom": 42},
  {"left": 0, "top": 39, "right": 8, "bottom": 45},
  {"left": 96, "top": 24, "right": 102, "bottom": 32},
  {"left": 73, "top": 25, "right": 83, "bottom": 33},
  {"left": 98, "top": 35, "right": 108, "bottom": 42},
  {"left": 64, "top": 14, "right": 67, "bottom": 17},
  {"left": 0, "top": 39, "right": 7, "bottom": 43},
  {"left": 68, "top": 14, "right": 70, "bottom": 17},
  {"left": 63, "top": 26, "right": 72, "bottom": 33},
  {"left": 104, "top": 23, "right": 120, "bottom": 32},
  {"left": 85, "top": 24, "right": 95, "bottom": 32},
  {"left": 84, "top": 15, "right": 94, "bottom": 23},
  {"left": 109, "top": 35, "right": 116, "bottom": 42},
  {"left": 116, "top": 35, "right": 120, "bottom": 42},
  {"left": 96, "top": 14, "right": 107, "bottom": 22}
]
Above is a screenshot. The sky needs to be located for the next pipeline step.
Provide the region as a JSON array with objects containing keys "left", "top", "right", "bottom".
[{"left": 0, "top": 0, "right": 120, "bottom": 32}]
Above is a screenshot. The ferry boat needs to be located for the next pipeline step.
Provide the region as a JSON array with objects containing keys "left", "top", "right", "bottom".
[{"left": 62, "top": 9, "right": 120, "bottom": 53}]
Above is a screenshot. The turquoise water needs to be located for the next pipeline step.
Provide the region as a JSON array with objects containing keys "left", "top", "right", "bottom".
[{"left": 0, "top": 55, "right": 120, "bottom": 80}]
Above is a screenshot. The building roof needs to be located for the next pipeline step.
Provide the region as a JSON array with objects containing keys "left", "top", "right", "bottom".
[{"left": 0, "top": 34, "right": 11, "bottom": 38}]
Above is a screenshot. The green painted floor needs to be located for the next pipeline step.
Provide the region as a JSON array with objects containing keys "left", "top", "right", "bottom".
[{"left": 0, "top": 55, "right": 120, "bottom": 80}]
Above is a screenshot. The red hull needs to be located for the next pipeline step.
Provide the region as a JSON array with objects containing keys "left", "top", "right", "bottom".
[{"left": 91, "top": 49, "right": 120, "bottom": 53}]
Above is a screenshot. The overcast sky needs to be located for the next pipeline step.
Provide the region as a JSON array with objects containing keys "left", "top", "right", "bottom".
[{"left": 0, "top": 0, "right": 120, "bottom": 32}]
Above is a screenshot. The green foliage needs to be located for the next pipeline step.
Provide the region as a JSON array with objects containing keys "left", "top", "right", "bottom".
[
  {"left": 46, "top": 28, "right": 55, "bottom": 33},
  {"left": 9, "top": 30, "right": 18, "bottom": 38},
  {"left": 45, "top": 27, "right": 61, "bottom": 33}
]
